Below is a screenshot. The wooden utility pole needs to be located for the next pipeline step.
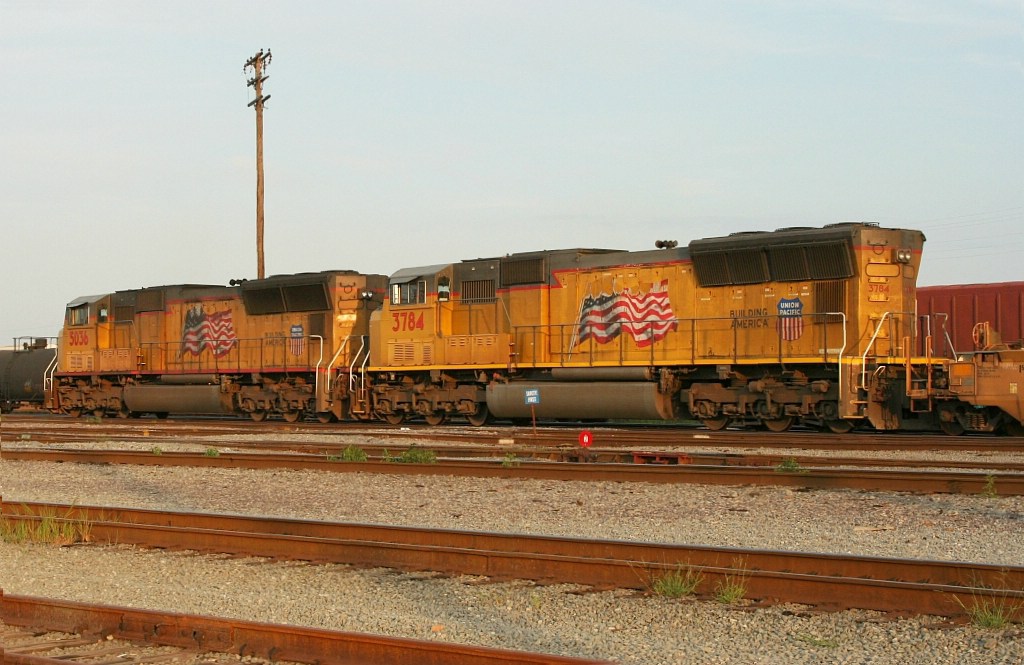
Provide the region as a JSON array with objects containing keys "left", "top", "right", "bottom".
[{"left": 245, "top": 49, "right": 272, "bottom": 279}]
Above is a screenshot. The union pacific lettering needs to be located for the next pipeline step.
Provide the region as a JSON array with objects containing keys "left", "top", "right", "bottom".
[{"left": 730, "top": 308, "right": 770, "bottom": 329}]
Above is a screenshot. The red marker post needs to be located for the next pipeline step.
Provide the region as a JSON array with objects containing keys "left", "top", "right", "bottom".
[{"left": 577, "top": 430, "right": 594, "bottom": 462}]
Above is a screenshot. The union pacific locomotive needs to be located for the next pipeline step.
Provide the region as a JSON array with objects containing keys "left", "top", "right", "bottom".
[{"left": 45, "top": 223, "right": 1024, "bottom": 434}]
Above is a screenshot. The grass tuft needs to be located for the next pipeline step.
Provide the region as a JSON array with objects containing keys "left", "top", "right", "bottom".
[
  {"left": 397, "top": 445, "right": 437, "bottom": 464},
  {"left": 714, "top": 558, "right": 749, "bottom": 604},
  {"left": 328, "top": 445, "right": 368, "bottom": 462},
  {"left": 983, "top": 473, "right": 998, "bottom": 498},
  {"left": 796, "top": 634, "right": 839, "bottom": 648},
  {"left": 0, "top": 505, "right": 92, "bottom": 546},
  {"left": 955, "top": 589, "right": 1023, "bottom": 629},
  {"left": 652, "top": 565, "right": 703, "bottom": 598},
  {"left": 774, "top": 457, "right": 806, "bottom": 474}
]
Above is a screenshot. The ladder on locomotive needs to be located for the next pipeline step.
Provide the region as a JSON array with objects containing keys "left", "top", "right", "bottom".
[{"left": 904, "top": 333, "right": 936, "bottom": 413}]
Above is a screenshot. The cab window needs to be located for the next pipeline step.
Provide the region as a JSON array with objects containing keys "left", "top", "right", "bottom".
[
  {"left": 68, "top": 305, "right": 89, "bottom": 326},
  {"left": 391, "top": 280, "right": 426, "bottom": 305}
]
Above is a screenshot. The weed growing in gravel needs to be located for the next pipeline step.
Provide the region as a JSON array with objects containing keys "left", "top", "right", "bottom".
[
  {"left": 774, "top": 457, "right": 806, "bottom": 474},
  {"left": 204, "top": 447, "right": 220, "bottom": 457},
  {"left": 328, "top": 445, "right": 368, "bottom": 462},
  {"left": 795, "top": 634, "right": 839, "bottom": 648},
  {"left": 714, "top": 559, "right": 749, "bottom": 604},
  {"left": 501, "top": 453, "right": 521, "bottom": 468},
  {"left": 714, "top": 576, "right": 747, "bottom": 604},
  {"left": 0, "top": 505, "right": 91, "bottom": 546},
  {"left": 151, "top": 446, "right": 163, "bottom": 455},
  {"left": 958, "top": 594, "right": 1022, "bottom": 629},
  {"left": 954, "top": 577, "right": 1023, "bottom": 628},
  {"left": 983, "top": 474, "right": 998, "bottom": 498},
  {"left": 652, "top": 565, "right": 703, "bottom": 598},
  {"left": 397, "top": 446, "right": 437, "bottom": 464}
]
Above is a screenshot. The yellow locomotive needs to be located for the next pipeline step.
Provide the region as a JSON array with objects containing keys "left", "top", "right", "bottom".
[
  {"left": 48, "top": 270, "right": 386, "bottom": 422},
  {"left": 362, "top": 222, "right": 940, "bottom": 432},
  {"left": 46, "top": 222, "right": 1024, "bottom": 434}
]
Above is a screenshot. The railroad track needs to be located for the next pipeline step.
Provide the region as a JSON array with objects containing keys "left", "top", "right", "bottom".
[
  {"left": 0, "top": 591, "right": 604, "bottom": 665},
  {"left": 3, "top": 447, "right": 1023, "bottom": 495},
  {"left": 5, "top": 413, "right": 1023, "bottom": 453},
  {"left": 4, "top": 501, "right": 1023, "bottom": 622}
]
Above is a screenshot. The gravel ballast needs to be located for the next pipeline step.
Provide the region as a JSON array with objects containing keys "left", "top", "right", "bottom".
[{"left": 0, "top": 435, "right": 1022, "bottom": 664}]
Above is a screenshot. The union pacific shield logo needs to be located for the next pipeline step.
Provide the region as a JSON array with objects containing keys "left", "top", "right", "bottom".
[
  {"left": 776, "top": 298, "right": 804, "bottom": 341},
  {"left": 289, "top": 323, "right": 305, "bottom": 356}
]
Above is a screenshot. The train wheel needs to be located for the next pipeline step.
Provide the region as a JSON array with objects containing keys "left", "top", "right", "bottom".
[
  {"left": 67, "top": 408, "right": 82, "bottom": 418},
  {"left": 824, "top": 419, "right": 853, "bottom": 434},
  {"left": 701, "top": 416, "right": 729, "bottom": 431},
  {"left": 282, "top": 411, "right": 302, "bottom": 423},
  {"left": 424, "top": 412, "right": 446, "bottom": 426},
  {"left": 466, "top": 404, "right": 490, "bottom": 427},
  {"left": 382, "top": 412, "right": 405, "bottom": 426},
  {"left": 92, "top": 409, "right": 105, "bottom": 419},
  {"left": 156, "top": 412, "right": 169, "bottom": 419},
  {"left": 763, "top": 416, "right": 793, "bottom": 433},
  {"left": 940, "top": 420, "right": 965, "bottom": 436},
  {"left": 249, "top": 410, "right": 268, "bottom": 422},
  {"left": 316, "top": 412, "right": 336, "bottom": 424},
  {"left": 116, "top": 407, "right": 131, "bottom": 419},
  {"left": 1004, "top": 420, "right": 1024, "bottom": 437}
]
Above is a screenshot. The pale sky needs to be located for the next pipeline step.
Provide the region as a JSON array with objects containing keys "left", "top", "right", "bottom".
[{"left": 2, "top": 1, "right": 1021, "bottom": 342}]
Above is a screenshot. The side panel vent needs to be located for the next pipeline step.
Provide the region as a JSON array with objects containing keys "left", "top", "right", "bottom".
[
  {"left": 501, "top": 258, "right": 546, "bottom": 287},
  {"left": 460, "top": 279, "right": 496, "bottom": 302}
]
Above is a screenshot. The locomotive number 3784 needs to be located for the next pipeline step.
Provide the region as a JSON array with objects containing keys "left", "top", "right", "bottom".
[{"left": 392, "top": 311, "right": 425, "bottom": 332}]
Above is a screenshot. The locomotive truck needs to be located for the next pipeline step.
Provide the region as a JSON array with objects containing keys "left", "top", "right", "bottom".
[{"left": 44, "top": 222, "right": 1024, "bottom": 434}]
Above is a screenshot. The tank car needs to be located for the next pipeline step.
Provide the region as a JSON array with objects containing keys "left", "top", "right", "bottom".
[
  {"left": 1, "top": 338, "right": 56, "bottom": 412},
  {"left": 47, "top": 271, "right": 386, "bottom": 420},
  {"left": 359, "top": 222, "right": 961, "bottom": 433}
]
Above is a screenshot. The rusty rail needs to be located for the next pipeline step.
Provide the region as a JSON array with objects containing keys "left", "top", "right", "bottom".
[
  {"left": 4, "top": 413, "right": 1023, "bottom": 452},
  {"left": 0, "top": 591, "right": 606, "bottom": 665},
  {"left": 4, "top": 501, "right": 1023, "bottom": 620},
  {"left": 3, "top": 447, "right": 1023, "bottom": 495}
]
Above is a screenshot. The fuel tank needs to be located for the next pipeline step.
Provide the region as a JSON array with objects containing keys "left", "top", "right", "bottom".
[
  {"left": 122, "top": 385, "right": 234, "bottom": 415},
  {"left": 486, "top": 381, "right": 675, "bottom": 420}
]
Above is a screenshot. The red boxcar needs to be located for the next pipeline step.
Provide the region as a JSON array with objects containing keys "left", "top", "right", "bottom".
[{"left": 917, "top": 282, "right": 1024, "bottom": 357}]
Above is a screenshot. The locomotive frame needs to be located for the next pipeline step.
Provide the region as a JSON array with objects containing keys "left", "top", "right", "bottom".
[{"left": 43, "top": 222, "right": 1024, "bottom": 435}]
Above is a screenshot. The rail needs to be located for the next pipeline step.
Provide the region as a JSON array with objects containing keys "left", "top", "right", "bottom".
[
  {"left": 7, "top": 502, "right": 1023, "bottom": 621},
  {"left": 1, "top": 592, "right": 601, "bottom": 665}
]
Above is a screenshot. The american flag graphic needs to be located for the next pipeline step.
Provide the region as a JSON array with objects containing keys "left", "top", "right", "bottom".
[
  {"left": 180, "top": 305, "right": 237, "bottom": 358},
  {"left": 776, "top": 297, "right": 804, "bottom": 342},
  {"left": 576, "top": 280, "right": 678, "bottom": 348},
  {"left": 289, "top": 324, "right": 305, "bottom": 357}
]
